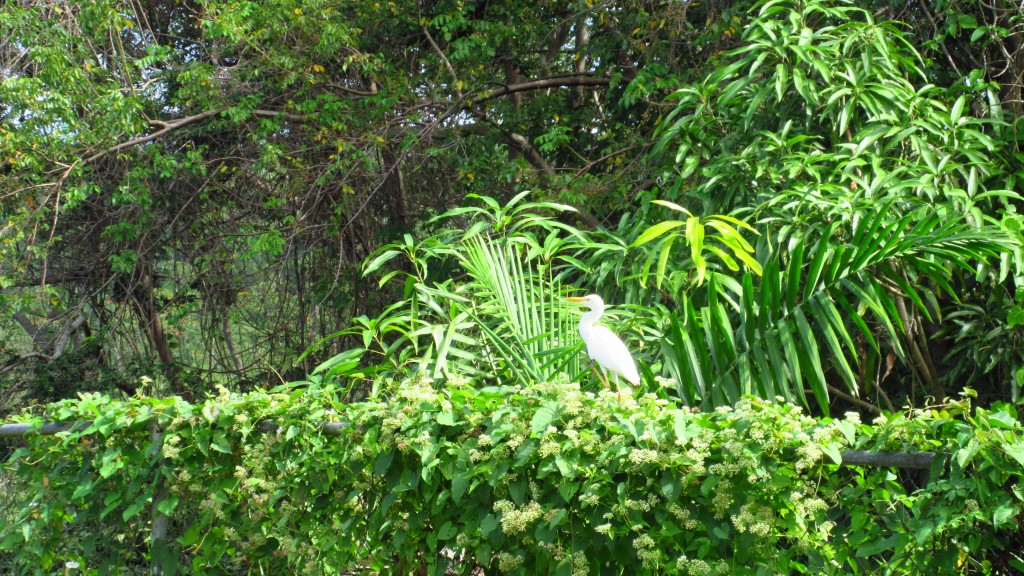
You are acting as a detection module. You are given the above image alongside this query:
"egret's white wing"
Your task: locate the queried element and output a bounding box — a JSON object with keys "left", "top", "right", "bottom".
{"left": 581, "top": 325, "right": 640, "bottom": 384}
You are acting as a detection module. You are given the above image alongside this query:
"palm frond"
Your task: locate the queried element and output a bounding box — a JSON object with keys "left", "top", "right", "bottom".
{"left": 459, "top": 236, "right": 581, "bottom": 386}
{"left": 663, "top": 210, "right": 1013, "bottom": 413}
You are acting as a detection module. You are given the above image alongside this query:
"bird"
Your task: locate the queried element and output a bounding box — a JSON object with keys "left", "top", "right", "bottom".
{"left": 566, "top": 294, "right": 640, "bottom": 400}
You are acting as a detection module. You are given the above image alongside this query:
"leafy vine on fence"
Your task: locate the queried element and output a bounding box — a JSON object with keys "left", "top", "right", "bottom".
{"left": 1, "top": 379, "right": 1022, "bottom": 575}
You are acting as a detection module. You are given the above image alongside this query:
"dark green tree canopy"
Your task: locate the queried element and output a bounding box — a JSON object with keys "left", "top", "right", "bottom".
{"left": 1, "top": 0, "right": 1023, "bottom": 412}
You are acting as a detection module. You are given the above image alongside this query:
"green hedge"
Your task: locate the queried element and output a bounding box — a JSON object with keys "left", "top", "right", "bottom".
{"left": 1, "top": 378, "right": 1022, "bottom": 574}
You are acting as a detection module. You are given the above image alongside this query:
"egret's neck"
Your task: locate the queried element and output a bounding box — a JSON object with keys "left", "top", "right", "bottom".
{"left": 579, "top": 306, "right": 603, "bottom": 328}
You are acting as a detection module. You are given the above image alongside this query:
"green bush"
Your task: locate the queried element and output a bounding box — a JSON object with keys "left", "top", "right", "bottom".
{"left": 1, "top": 379, "right": 1022, "bottom": 574}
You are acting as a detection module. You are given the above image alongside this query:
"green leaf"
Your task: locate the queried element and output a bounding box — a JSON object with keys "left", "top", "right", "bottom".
{"left": 632, "top": 220, "right": 685, "bottom": 247}
{"left": 122, "top": 499, "right": 145, "bottom": 521}
{"left": 157, "top": 496, "right": 180, "bottom": 515}
{"left": 373, "top": 451, "right": 395, "bottom": 476}
{"left": 822, "top": 442, "right": 843, "bottom": 465}
{"left": 438, "top": 521, "right": 457, "bottom": 540}
{"left": 856, "top": 534, "right": 903, "bottom": 557}
{"left": 436, "top": 410, "right": 457, "bottom": 426}
{"left": 1004, "top": 441, "right": 1024, "bottom": 468}
{"left": 72, "top": 481, "right": 95, "bottom": 500}
{"left": 99, "top": 448, "right": 123, "bottom": 478}
{"left": 993, "top": 503, "right": 1016, "bottom": 527}
{"left": 480, "top": 514, "right": 499, "bottom": 538}
{"left": 1008, "top": 305, "right": 1024, "bottom": 328}
{"left": 452, "top": 467, "right": 470, "bottom": 502}
{"left": 531, "top": 401, "right": 561, "bottom": 435}
{"left": 211, "top": 432, "right": 232, "bottom": 454}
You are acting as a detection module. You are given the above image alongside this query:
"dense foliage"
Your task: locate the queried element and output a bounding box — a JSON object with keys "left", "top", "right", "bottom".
{"left": 2, "top": 379, "right": 1022, "bottom": 574}
{"left": 4, "top": 0, "right": 1024, "bottom": 572}
{"left": 1, "top": 0, "right": 1024, "bottom": 413}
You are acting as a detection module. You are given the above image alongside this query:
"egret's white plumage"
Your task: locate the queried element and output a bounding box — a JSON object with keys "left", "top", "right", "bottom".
{"left": 567, "top": 294, "right": 640, "bottom": 385}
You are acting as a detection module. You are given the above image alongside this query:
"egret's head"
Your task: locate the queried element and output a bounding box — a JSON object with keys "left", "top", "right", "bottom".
{"left": 566, "top": 294, "right": 604, "bottom": 309}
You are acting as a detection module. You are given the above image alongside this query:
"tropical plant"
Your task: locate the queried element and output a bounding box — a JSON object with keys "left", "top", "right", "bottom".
{"left": 631, "top": 200, "right": 763, "bottom": 288}
{"left": 660, "top": 206, "right": 1011, "bottom": 411}
{"left": 642, "top": 0, "right": 1022, "bottom": 410}
{"left": 360, "top": 193, "right": 592, "bottom": 388}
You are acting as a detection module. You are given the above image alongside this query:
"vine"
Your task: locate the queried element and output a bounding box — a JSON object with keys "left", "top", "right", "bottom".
{"left": 1, "top": 380, "right": 1021, "bottom": 574}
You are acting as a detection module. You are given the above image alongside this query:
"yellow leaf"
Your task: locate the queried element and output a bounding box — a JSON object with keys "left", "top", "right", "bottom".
{"left": 312, "top": 64, "right": 325, "bottom": 73}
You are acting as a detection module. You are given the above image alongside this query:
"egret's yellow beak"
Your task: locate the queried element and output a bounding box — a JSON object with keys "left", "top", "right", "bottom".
{"left": 566, "top": 297, "right": 586, "bottom": 303}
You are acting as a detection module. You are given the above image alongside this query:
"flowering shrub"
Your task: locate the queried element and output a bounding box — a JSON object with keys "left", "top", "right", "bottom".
{"left": 0, "top": 379, "right": 1021, "bottom": 574}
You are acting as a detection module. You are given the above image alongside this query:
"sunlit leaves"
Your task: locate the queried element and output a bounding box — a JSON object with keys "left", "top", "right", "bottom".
{"left": 647, "top": 0, "right": 1023, "bottom": 408}
{"left": 632, "top": 199, "right": 762, "bottom": 287}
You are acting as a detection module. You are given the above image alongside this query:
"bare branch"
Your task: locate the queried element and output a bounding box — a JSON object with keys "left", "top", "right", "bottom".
{"left": 84, "top": 109, "right": 309, "bottom": 164}
{"left": 84, "top": 110, "right": 220, "bottom": 163}
{"left": 470, "top": 74, "right": 610, "bottom": 106}
{"left": 422, "top": 25, "right": 461, "bottom": 96}
{"left": 827, "top": 384, "right": 883, "bottom": 415}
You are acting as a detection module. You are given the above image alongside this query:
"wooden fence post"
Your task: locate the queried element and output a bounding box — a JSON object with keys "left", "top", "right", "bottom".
{"left": 147, "top": 421, "right": 173, "bottom": 576}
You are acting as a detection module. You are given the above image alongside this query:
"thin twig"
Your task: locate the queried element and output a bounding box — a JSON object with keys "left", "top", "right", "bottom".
{"left": 827, "top": 384, "right": 884, "bottom": 414}
{"left": 422, "top": 25, "right": 461, "bottom": 96}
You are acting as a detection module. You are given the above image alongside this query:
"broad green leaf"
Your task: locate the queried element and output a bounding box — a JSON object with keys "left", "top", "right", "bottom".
{"left": 632, "top": 220, "right": 686, "bottom": 246}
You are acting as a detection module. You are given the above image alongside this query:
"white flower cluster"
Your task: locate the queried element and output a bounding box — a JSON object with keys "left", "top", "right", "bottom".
{"left": 497, "top": 552, "right": 523, "bottom": 572}
{"left": 494, "top": 500, "right": 544, "bottom": 535}
{"left": 633, "top": 533, "right": 660, "bottom": 568}
{"left": 628, "top": 448, "right": 659, "bottom": 466}
{"left": 538, "top": 440, "right": 561, "bottom": 458}
{"left": 398, "top": 379, "right": 440, "bottom": 405}
{"left": 730, "top": 502, "right": 773, "bottom": 537}
{"left": 571, "top": 551, "right": 589, "bottom": 576}
{"left": 667, "top": 502, "right": 701, "bottom": 531}
{"left": 676, "top": 555, "right": 730, "bottom": 575}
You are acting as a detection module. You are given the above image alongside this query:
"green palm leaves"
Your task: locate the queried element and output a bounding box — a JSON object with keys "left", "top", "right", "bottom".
{"left": 362, "top": 193, "right": 584, "bottom": 387}
{"left": 641, "top": 0, "right": 1021, "bottom": 411}
{"left": 661, "top": 208, "right": 1011, "bottom": 412}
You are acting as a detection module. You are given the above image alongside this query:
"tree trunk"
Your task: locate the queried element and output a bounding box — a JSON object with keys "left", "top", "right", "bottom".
{"left": 139, "top": 264, "right": 178, "bottom": 387}
{"left": 573, "top": 18, "right": 589, "bottom": 106}
{"left": 382, "top": 143, "right": 408, "bottom": 229}
{"left": 222, "top": 310, "right": 243, "bottom": 376}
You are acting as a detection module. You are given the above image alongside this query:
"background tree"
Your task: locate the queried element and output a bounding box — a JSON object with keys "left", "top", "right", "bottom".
{"left": 1, "top": 0, "right": 1023, "bottom": 413}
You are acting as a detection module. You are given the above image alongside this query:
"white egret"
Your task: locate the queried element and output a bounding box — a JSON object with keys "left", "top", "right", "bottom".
{"left": 566, "top": 294, "right": 640, "bottom": 399}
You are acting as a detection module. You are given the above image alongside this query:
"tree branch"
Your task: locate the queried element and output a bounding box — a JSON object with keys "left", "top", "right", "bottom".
{"left": 470, "top": 74, "right": 610, "bottom": 106}
{"left": 840, "top": 450, "right": 936, "bottom": 469}
{"left": 85, "top": 109, "right": 309, "bottom": 164}
{"left": 507, "top": 132, "right": 556, "bottom": 176}
{"left": 85, "top": 110, "right": 220, "bottom": 163}
{"left": 827, "top": 384, "right": 883, "bottom": 415}
{"left": 422, "top": 25, "right": 461, "bottom": 96}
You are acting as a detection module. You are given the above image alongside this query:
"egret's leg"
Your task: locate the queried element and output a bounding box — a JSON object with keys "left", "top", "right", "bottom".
{"left": 590, "top": 362, "right": 611, "bottom": 390}
{"left": 613, "top": 376, "right": 624, "bottom": 404}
